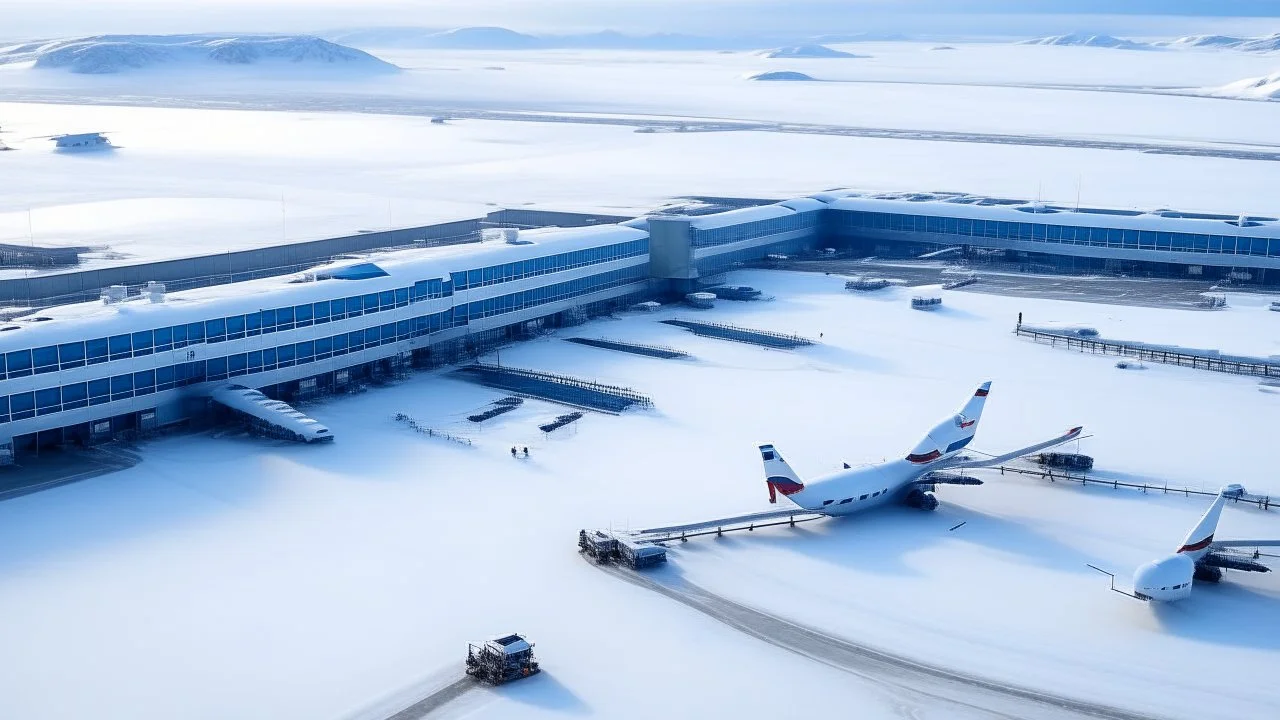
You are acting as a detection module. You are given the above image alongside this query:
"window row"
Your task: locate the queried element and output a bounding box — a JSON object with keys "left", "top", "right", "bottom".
{"left": 691, "top": 213, "right": 818, "bottom": 249}
{"left": 449, "top": 239, "right": 648, "bottom": 290}
{"left": 838, "top": 211, "right": 1280, "bottom": 258}
{"left": 0, "top": 266, "right": 644, "bottom": 423}
{"left": 0, "top": 279, "right": 465, "bottom": 380}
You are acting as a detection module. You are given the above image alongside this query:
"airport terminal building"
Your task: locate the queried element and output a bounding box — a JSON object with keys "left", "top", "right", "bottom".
{"left": 3, "top": 189, "right": 1279, "bottom": 459}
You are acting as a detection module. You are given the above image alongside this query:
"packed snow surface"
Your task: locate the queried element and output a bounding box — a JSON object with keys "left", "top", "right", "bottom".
{"left": 759, "top": 43, "right": 862, "bottom": 59}
{"left": 0, "top": 271, "right": 1277, "bottom": 720}
{"left": 0, "top": 35, "right": 398, "bottom": 75}
{"left": 6, "top": 42, "right": 1280, "bottom": 266}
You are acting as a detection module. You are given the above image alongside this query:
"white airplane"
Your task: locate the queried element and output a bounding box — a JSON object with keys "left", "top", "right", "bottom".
{"left": 1127, "top": 488, "right": 1279, "bottom": 602}
{"left": 760, "top": 381, "right": 1083, "bottom": 515}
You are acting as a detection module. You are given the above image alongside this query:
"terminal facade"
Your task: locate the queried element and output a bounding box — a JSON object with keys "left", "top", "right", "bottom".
{"left": 2, "top": 190, "right": 1279, "bottom": 458}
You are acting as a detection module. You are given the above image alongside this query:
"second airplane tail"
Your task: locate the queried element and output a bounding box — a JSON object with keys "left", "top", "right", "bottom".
{"left": 760, "top": 444, "right": 804, "bottom": 504}
{"left": 905, "top": 381, "right": 991, "bottom": 464}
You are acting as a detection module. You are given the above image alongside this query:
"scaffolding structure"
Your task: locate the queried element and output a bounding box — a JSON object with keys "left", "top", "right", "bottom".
{"left": 661, "top": 319, "right": 814, "bottom": 349}
{"left": 467, "top": 397, "right": 523, "bottom": 423}
{"left": 564, "top": 337, "right": 689, "bottom": 359}
{"left": 455, "top": 363, "right": 653, "bottom": 413}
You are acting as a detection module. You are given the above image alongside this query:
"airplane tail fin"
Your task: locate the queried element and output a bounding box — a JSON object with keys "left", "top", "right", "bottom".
{"left": 759, "top": 444, "right": 804, "bottom": 504}
{"left": 906, "top": 381, "right": 991, "bottom": 464}
{"left": 1176, "top": 488, "right": 1229, "bottom": 560}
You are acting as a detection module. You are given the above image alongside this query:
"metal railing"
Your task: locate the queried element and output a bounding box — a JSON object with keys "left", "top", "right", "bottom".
{"left": 1015, "top": 325, "right": 1279, "bottom": 378}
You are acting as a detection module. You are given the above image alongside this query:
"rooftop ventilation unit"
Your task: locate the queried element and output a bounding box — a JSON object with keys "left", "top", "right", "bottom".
{"left": 145, "top": 281, "right": 166, "bottom": 303}
{"left": 101, "top": 285, "right": 127, "bottom": 305}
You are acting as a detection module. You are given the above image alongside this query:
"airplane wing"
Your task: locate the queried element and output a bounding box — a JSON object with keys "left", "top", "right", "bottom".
{"left": 939, "top": 426, "right": 1084, "bottom": 471}
{"left": 635, "top": 508, "right": 823, "bottom": 537}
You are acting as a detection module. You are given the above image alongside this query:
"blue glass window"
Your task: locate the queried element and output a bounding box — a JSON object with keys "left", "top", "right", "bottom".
{"left": 226, "top": 315, "right": 246, "bottom": 339}
{"left": 154, "top": 326, "right": 173, "bottom": 352}
{"left": 172, "top": 324, "right": 188, "bottom": 348}
{"left": 295, "top": 304, "right": 313, "bottom": 327}
{"left": 379, "top": 290, "right": 394, "bottom": 309}
{"left": 313, "top": 302, "right": 330, "bottom": 324}
{"left": 394, "top": 288, "right": 409, "bottom": 306}
{"left": 346, "top": 296, "right": 362, "bottom": 317}
{"left": 10, "top": 391, "right": 35, "bottom": 420}
{"left": 262, "top": 348, "right": 277, "bottom": 368}
{"left": 332, "top": 334, "right": 349, "bottom": 354}
{"left": 296, "top": 341, "right": 314, "bottom": 363}
{"left": 206, "top": 357, "right": 227, "bottom": 380}
{"left": 187, "top": 322, "right": 205, "bottom": 344}
{"left": 316, "top": 337, "right": 332, "bottom": 357}
{"left": 35, "top": 387, "right": 61, "bottom": 415}
{"left": 62, "top": 382, "right": 88, "bottom": 409}
{"left": 156, "top": 366, "right": 176, "bottom": 390}
{"left": 228, "top": 354, "right": 247, "bottom": 376}
{"left": 134, "top": 370, "right": 156, "bottom": 395}
{"left": 248, "top": 350, "right": 263, "bottom": 372}
{"left": 132, "top": 330, "right": 154, "bottom": 355}
{"left": 59, "top": 341, "right": 86, "bottom": 369}
{"left": 246, "top": 312, "right": 262, "bottom": 336}
{"left": 362, "top": 294, "right": 379, "bottom": 313}
{"left": 33, "top": 346, "right": 59, "bottom": 374}
{"left": 348, "top": 330, "right": 364, "bottom": 350}
{"left": 330, "top": 299, "right": 346, "bottom": 320}
{"left": 205, "top": 318, "right": 226, "bottom": 343}
{"left": 110, "top": 374, "right": 134, "bottom": 401}
{"left": 276, "top": 306, "right": 294, "bottom": 329}
{"left": 88, "top": 378, "right": 110, "bottom": 405}
{"left": 109, "top": 334, "right": 132, "bottom": 360}
{"left": 0, "top": 396, "right": 7, "bottom": 423}
{"left": 276, "top": 344, "right": 295, "bottom": 367}
{"left": 261, "top": 308, "right": 276, "bottom": 333}
{"left": 6, "top": 349, "right": 32, "bottom": 377}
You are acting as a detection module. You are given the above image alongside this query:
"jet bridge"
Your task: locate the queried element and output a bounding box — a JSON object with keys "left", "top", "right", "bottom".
{"left": 211, "top": 385, "right": 334, "bottom": 443}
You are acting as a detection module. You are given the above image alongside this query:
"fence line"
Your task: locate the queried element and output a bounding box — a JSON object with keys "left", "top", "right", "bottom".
{"left": 1015, "top": 325, "right": 1278, "bottom": 378}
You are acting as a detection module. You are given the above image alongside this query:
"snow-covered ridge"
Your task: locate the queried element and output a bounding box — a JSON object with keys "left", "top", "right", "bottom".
{"left": 759, "top": 44, "right": 864, "bottom": 59}
{"left": 1018, "top": 33, "right": 1151, "bottom": 50}
{"left": 0, "top": 35, "right": 399, "bottom": 75}
{"left": 1210, "top": 70, "right": 1280, "bottom": 100}
{"left": 1160, "top": 33, "right": 1280, "bottom": 52}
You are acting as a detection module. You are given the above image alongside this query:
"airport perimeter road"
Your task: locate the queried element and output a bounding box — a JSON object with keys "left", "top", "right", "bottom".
{"left": 6, "top": 91, "right": 1280, "bottom": 163}
{"left": 597, "top": 562, "right": 1165, "bottom": 720}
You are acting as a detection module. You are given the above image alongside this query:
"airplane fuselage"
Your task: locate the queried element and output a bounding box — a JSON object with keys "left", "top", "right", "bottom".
{"left": 784, "top": 458, "right": 931, "bottom": 516}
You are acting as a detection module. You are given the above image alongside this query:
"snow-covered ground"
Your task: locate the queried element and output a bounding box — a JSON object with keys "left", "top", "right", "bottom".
{"left": 0, "top": 270, "right": 1277, "bottom": 720}
{"left": 4, "top": 41, "right": 1280, "bottom": 272}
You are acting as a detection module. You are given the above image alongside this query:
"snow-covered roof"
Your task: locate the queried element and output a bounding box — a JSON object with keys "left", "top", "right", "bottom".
{"left": 777, "top": 197, "right": 830, "bottom": 213}
{"left": 827, "top": 194, "right": 1280, "bottom": 239}
{"left": 211, "top": 385, "right": 332, "bottom": 441}
{"left": 687, "top": 204, "right": 797, "bottom": 231}
{"left": 0, "top": 223, "right": 649, "bottom": 352}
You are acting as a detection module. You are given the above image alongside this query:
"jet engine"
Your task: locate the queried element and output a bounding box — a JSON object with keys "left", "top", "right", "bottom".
{"left": 904, "top": 488, "right": 939, "bottom": 511}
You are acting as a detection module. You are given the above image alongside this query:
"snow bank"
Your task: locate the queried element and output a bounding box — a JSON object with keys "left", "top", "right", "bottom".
{"left": 1018, "top": 33, "right": 1152, "bottom": 50}
{"left": 746, "top": 70, "right": 816, "bottom": 81}
{"left": 0, "top": 35, "right": 398, "bottom": 75}
{"left": 1210, "top": 69, "right": 1280, "bottom": 100}
{"left": 759, "top": 44, "right": 863, "bottom": 59}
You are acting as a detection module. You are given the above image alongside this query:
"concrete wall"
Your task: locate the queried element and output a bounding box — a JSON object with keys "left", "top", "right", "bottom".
{"left": 647, "top": 218, "right": 695, "bottom": 281}
{"left": 0, "top": 219, "right": 483, "bottom": 306}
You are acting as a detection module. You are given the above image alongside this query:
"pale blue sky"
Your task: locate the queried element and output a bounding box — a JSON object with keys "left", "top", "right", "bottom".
{"left": 4, "top": 1, "right": 1279, "bottom": 41}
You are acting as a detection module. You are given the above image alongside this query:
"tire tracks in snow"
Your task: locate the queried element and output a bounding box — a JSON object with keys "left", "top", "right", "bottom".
{"left": 593, "top": 560, "right": 1165, "bottom": 720}
{"left": 5, "top": 91, "right": 1280, "bottom": 163}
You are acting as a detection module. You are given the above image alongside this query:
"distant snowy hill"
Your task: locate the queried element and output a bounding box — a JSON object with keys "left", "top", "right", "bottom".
{"left": 760, "top": 44, "right": 864, "bottom": 59}
{"left": 1161, "top": 33, "right": 1280, "bottom": 52}
{"left": 1211, "top": 70, "right": 1280, "bottom": 100}
{"left": 1018, "top": 33, "right": 1151, "bottom": 50}
{"left": 0, "top": 35, "right": 399, "bottom": 75}
{"left": 326, "top": 26, "right": 770, "bottom": 51}
{"left": 746, "top": 71, "right": 816, "bottom": 81}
